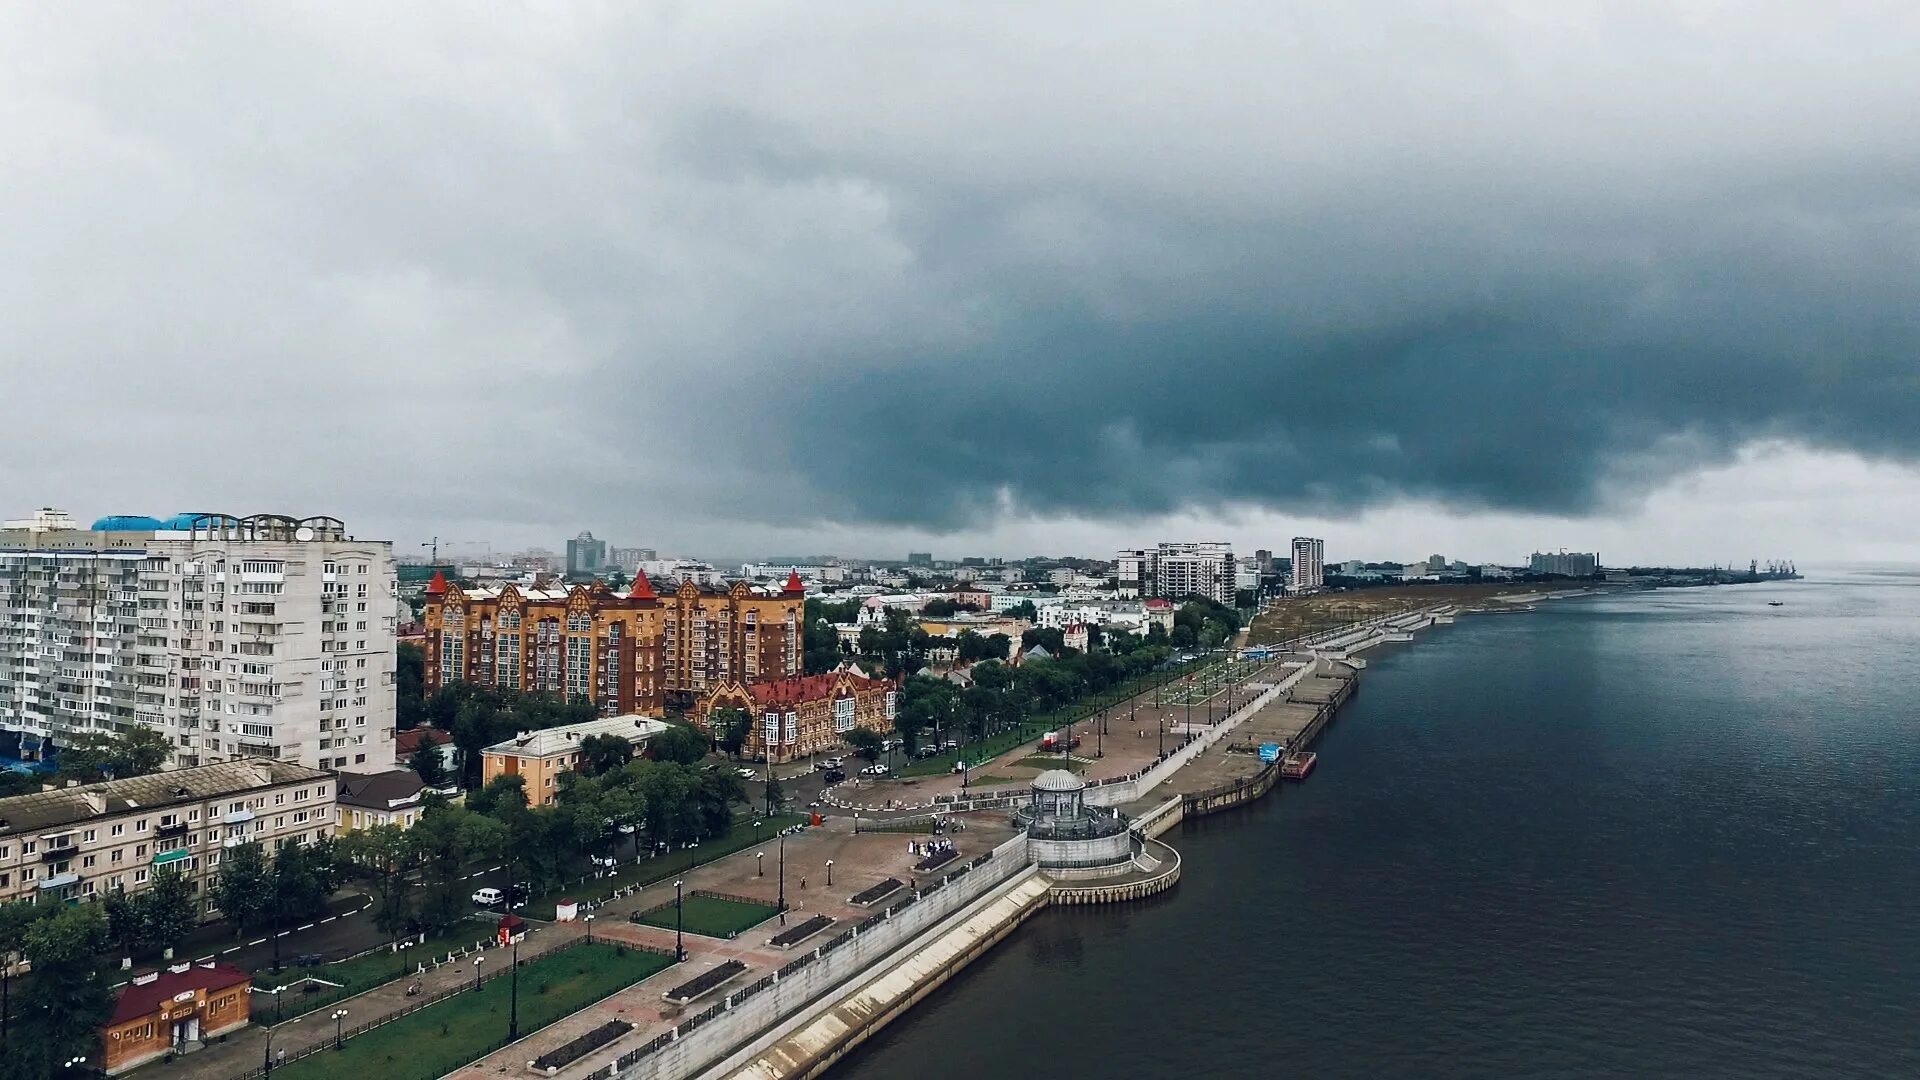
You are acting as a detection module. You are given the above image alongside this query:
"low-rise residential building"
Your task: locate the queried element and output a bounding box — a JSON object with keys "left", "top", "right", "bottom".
{"left": 1143, "top": 598, "right": 1175, "bottom": 633}
{"left": 0, "top": 760, "right": 334, "bottom": 915}
{"left": 334, "top": 769, "right": 428, "bottom": 833}
{"left": 102, "top": 961, "right": 252, "bottom": 1074}
{"left": 394, "top": 725, "right": 460, "bottom": 779}
{"left": 692, "top": 669, "right": 896, "bottom": 764}
{"left": 479, "top": 715, "right": 671, "bottom": 806}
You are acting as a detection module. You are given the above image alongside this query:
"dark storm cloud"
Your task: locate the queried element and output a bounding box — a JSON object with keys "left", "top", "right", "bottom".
{"left": 5, "top": 2, "right": 1920, "bottom": 547}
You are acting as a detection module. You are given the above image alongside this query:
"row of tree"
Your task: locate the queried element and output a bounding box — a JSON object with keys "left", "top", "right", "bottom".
{"left": 339, "top": 718, "right": 749, "bottom": 943}
{"left": 0, "top": 902, "right": 114, "bottom": 1077}
{"left": 890, "top": 635, "right": 1179, "bottom": 753}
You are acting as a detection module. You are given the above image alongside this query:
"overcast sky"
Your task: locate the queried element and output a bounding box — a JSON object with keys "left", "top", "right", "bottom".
{"left": 5, "top": 3, "right": 1919, "bottom": 566}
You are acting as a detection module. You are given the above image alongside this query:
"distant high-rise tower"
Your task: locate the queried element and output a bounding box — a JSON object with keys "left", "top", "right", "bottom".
{"left": 566, "top": 531, "right": 607, "bottom": 577}
{"left": 1290, "top": 537, "right": 1325, "bottom": 594}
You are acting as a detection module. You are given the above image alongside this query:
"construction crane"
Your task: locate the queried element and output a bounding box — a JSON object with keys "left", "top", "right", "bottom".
{"left": 421, "top": 537, "right": 479, "bottom": 563}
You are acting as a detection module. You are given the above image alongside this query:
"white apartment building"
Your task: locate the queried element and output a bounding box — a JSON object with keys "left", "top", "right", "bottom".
{"left": 0, "top": 511, "right": 397, "bottom": 774}
{"left": 1290, "top": 537, "right": 1325, "bottom": 594}
{"left": 1115, "top": 543, "right": 1237, "bottom": 605}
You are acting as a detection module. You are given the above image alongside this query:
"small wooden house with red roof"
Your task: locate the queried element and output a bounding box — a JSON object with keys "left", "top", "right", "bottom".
{"left": 693, "top": 667, "right": 896, "bottom": 763}
{"left": 102, "top": 962, "right": 251, "bottom": 1074}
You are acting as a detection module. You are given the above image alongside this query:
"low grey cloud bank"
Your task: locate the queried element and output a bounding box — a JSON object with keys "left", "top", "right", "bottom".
{"left": 3, "top": 2, "right": 1917, "bottom": 550}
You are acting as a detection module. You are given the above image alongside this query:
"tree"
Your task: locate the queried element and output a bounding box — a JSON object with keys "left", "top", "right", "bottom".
{"left": 140, "top": 866, "right": 198, "bottom": 957}
{"left": 648, "top": 724, "right": 709, "bottom": 766}
{"left": 54, "top": 727, "right": 172, "bottom": 781}
{"left": 577, "top": 732, "right": 634, "bottom": 776}
{"left": 410, "top": 740, "right": 450, "bottom": 790}
{"left": 468, "top": 774, "right": 528, "bottom": 816}
{"left": 413, "top": 806, "right": 506, "bottom": 934}
{"left": 12, "top": 905, "right": 112, "bottom": 1076}
{"left": 211, "top": 841, "right": 273, "bottom": 936}
{"left": 104, "top": 888, "right": 144, "bottom": 959}
{"left": 606, "top": 569, "right": 630, "bottom": 593}
{"left": 340, "top": 825, "right": 417, "bottom": 945}
{"left": 273, "top": 839, "right": 338, "bottom": 923}
{"left": 764, "top": 772, "right": 788, "bottom": 814}
{"left": 711, "top": 708, "right": 751, "bottom": 759}
{"left": 845, "top": 727, "right": 883, "bottom": 764}
{"left": 396, "top": 642, "right": 427, "bottom": 730}
{"left": 1006, "top": 600, "right": 1038, "bottom": 622}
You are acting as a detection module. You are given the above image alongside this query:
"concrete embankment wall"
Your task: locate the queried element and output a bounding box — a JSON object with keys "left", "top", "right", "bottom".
{"left": 1050, "top": 839, "right": 1182, "bottom": 906}
{"left": 606, "top": 835, "right": 1033, "bottom": 1080}
{"left": 711, "top": 870, "right": 1055, "bottom": 1080}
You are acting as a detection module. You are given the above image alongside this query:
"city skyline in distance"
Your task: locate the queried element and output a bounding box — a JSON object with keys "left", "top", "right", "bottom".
{"left": 6, "top": 7, "right": 1920, "bottom": 565}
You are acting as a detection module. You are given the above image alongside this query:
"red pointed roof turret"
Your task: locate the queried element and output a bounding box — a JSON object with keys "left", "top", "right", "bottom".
{"left": 627, "top": 569, "right": 656, "bottom": 601}
{"left": 424, "top": 571, "right": 448, "bottom": 596}
{"left": 783, "top": 569, "right": 804, "bottom": 595}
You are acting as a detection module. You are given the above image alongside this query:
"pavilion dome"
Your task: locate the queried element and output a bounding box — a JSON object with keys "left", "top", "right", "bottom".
{"left": 1031, "top": 769, "right": 1086, "bottom": 794}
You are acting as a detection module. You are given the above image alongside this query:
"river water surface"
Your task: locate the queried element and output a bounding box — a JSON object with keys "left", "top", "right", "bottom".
{"left": 834, "top": 568, "right": 1920, "bottom": 1078}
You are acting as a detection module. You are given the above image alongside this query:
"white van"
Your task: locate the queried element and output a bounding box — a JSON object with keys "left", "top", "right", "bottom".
{"left": 471, "top": 887, "right": 504, "bottom": 906}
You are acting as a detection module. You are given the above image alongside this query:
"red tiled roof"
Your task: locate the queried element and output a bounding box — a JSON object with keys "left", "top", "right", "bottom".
{"left": 111, "top": 964, "right": 251, "bottom": 1025}
{"left": 743, "top": 672, "right": 885, "bottom": 707}
{"left": 628, "top": 569, "right": 656, "bottom": 601}
{"left": 424, "top": 571, "right": 448, "bottom": 596}
{"left": 783, "top": 569, "right": 804, "bottom": 594}
{"left": 394, "top": 727, "right": 452, "bottom": 755}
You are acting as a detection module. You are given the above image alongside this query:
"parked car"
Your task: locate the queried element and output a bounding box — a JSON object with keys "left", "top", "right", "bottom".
{"left": 471, "top": 887, "right": 504, "bottom": 907}
{"left": 824, "top": 756, "right": 845, "bottom": 769}
{"left": 913, "top": 745, "right": 941, "bottom": 760}
{"left": 861, "top": 763, "right": 889, "bottom": 777}
{"left": 940, "top": 740, "right": 959, "bottom": 752}
{"left": 823, "top": 768, "right": 847, "bottom": 783}
{"left": 736, "top": 767, "right": 758, "bottom": 779}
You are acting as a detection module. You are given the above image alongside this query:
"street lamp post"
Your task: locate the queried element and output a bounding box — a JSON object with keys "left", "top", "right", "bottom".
{"left": 330, "top": 1009, "right": 348, "bottom": 1051}
{"left": 826, "top": 859, "right": 834, "bottom": 887}
{"left": 263, "top": 1016, "right": 283, "bottom": 1075}
{"left": 756, "top": 852, "right": 764, "bottom": 877}
{"left": 473, "top": 955, "right": 484, "bottom": 992}
{"left": 673, "top": 880, "right": 686, "bottom": 962}
{"left": 272, "top": 984, "right": 284, "bottom": 1025}
{"left": 508, "top": 935, "right": 520, "bottom": 1042}
{"left": 777, "top": 833, "right": 787, "bottom": 925}
{"left": 584, "top": 913, "right": 595, "bottom": 945}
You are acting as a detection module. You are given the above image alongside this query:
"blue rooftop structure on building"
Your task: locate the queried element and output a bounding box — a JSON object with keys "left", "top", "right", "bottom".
{"left": 160, "top": 513, "right": 216, "bottom": 530}
{"left": 89, "top": 515, "right": 163, "bottom": 531}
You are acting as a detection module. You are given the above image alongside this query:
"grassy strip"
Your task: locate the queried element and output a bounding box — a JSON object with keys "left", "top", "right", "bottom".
{"left": 267, "top": 943, "right": 672, "bottom": 1080}
{"left": 1010, "top": 755, "right": 1088, "bottom": 772}
{"left": 254, "top": 919, "right": 494, "bottom": 1022}
{"left": 524, "top": 814, "right": 806, "bottom": 920}
{"left": 633, "top": 894, "right": 779, "bottom": 939}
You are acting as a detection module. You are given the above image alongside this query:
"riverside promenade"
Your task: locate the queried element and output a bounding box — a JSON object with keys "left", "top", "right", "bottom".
{"left": 163, "top": 606, "right": 1476, "bottom": 1080}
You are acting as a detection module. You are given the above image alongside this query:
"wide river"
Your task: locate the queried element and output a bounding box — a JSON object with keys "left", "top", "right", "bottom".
{"left": 834, "top": 567, "right": 1920, "bottom": 1078}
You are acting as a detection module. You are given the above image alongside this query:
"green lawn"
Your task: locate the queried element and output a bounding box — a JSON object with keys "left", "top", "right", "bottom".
{"left": 268, "top": 943, "right": 673, "bottom": 1080}
{"left": 524, "top": 814, "right": 807, "bottom": 919}
{"left": 254, "top": 919, "right": 495, "bottom": 1022}
{"left": 1011, "top": 754, "right": 1088, "bottom": 772}
{"left": 634, "top": 894, "right": 779, "bottom": 939}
